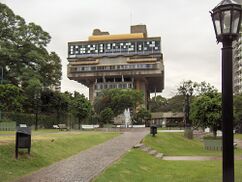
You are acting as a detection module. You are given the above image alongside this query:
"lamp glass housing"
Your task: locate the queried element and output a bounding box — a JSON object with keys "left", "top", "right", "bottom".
{"left": 211, "top": 1, "right": 242, "bottom": 42}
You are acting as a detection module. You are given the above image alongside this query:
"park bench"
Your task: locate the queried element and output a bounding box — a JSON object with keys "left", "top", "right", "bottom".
{"left": 58, "top": 124, "right": 68, "bottom": 131}
{"left": 53, "top": 125, "right": 59, "bottom": 129}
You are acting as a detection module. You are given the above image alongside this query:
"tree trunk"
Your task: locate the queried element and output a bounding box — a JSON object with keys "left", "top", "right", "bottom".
{"left": 213, "top": 129, "right": 217, "bottom": 138}
{"left": 78, "top": 117, "right": 81, "bottom": 130}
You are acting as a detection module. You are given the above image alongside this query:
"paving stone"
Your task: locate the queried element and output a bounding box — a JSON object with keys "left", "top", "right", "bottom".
{"left": 141, "top": 146, "right": 152, "bottom": 152}
{"left": 155, "top": 153, "right": 164, "bottom": 159}
{"left": 148, "top": 150, "right": 158, "bottom": 155}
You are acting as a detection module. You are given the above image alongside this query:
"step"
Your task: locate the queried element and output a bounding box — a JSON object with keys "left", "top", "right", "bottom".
{"left": 155, "top": 153, "right": 164, "bottom": 159}
{"left": 148, "top": 150, "right": 158, "bottom": 155}
{"left": 142, "top": 146, "right": 152, "bottom": 152}
{"left": 133, "top": 143, "right": 144, "bottom": 149}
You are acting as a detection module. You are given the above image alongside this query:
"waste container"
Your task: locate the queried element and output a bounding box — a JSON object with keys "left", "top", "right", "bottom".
{"left": 150, "top": 125, "right": 157, "bottom": 137}
{"left": 15, "top": 125, "right": 31, "bottom": 159}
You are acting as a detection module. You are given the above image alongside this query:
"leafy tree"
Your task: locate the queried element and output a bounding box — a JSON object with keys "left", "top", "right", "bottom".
{"left": 40, "top": 52, "right": 62, "bottom": 88}
{"left": 133, "top": 107, "right": 151, "bottom": 125}
{"left": 24, "top": 78, "right": 43, "bottom": 130}
{"left": 0, "top": 3, "right": 61, "bottom": 88}
{"left": 177, "top": 80, "right": 197, "bottom": 127}
{"left": 51, "top": 92, "right": 70, "bottom": 123}
{"left": 99, "top": 107, "right": 114, "bottom": 126}
{"left": 0, "top": 84, "right": 24, "bottom": 112}
{"left": 190, "top": 92, "right": 222, "bottom": 137}
{"left": 195, "top": 81, "right": 217, "bottom": 95}
{"left": 71, "top": 92, "right": 91, "bottom": 129}
{"left": 149, "top": 95, "right": 185, "bottom": 113}
{"left": 93, "top": 89, "right": 143, "bottom": 116}
{"left": 166, "top": 95, "right": 185, "bottom": 112}
{"left": 149, "top": 96, "right": 168, "bottom": 112}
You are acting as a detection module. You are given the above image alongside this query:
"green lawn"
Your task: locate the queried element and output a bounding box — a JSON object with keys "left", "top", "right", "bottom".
{"left": 94, "top": 149, "right": 242, "bottom": 182}
{"left": 0, "top": 132, "right": 119, "bottom": 182}
{"left": 144, "top": 132, "right": 242, "bottom": 156}
{"left": 235, "top": 134, "right": 242, "bottom": 140}
{"left": 0, "top": 129, "right": 69, "bottom": 135}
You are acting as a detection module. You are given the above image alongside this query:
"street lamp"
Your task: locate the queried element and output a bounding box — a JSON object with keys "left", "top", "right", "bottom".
{"left": 210, "top": 0, "right": 242, "bottom": 182}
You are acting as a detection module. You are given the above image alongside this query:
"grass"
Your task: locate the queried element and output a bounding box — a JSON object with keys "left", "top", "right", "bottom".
{"left": 0, "top": 130, "right": 87, "bottom": 144}
{"left": 0, "top": 129, "right": 67, "bottom": 135}
{"left": 144, "top": 132, "right": 242, "bottom": 156}
{"left": 0, "top": 131, "right": 119, "bottom": 182}
{"left": 235, "top": 134, "right": 242, "bottom": 140}
{"left": 0, "top": 130, "right": 15, "bottom": 135}
{"left": 94, "top": 149, "right": 242, "bottom": 182}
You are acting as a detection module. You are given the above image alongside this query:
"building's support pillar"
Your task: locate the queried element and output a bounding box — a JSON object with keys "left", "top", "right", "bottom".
{"left": 89, "top": 84, "right": 94, "bottom": 103}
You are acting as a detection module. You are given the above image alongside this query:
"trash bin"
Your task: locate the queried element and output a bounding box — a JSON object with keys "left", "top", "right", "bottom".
{"left": 150, "top": 125, "right": 157, "bottom": 137}
{"left": 15, "top": 125, "right": 31, "bottom": 159}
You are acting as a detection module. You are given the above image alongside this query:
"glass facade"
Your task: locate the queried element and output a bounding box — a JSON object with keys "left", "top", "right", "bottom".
{"left": 68, "top": 38, "right": 161, "bottom": 58}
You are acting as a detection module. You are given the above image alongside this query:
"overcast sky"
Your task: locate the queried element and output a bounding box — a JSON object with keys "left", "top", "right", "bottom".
{"left": 2, "top": 0, "right": 242, "bottom": 98}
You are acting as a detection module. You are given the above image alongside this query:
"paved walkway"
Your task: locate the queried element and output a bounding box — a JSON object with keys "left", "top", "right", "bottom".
{"left": 15, "top": 130, "right": 148, "bottom": 182}
{"left": 163, "top": 156, "right": 242, "bottom": 161}
{"left": 139, "top": 143, "right": 242, "bottom": 161}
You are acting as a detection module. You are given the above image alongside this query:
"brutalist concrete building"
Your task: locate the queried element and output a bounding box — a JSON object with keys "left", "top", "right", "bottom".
{"left": 67, "top": 25, "right": 164, "bottom": 105}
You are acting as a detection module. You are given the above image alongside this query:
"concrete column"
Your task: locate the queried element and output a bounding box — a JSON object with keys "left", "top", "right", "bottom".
{"left": 89, "top": 84, "right": 94, "bottom": 103}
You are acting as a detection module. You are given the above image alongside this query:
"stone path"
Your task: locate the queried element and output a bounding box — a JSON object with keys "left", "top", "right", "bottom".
{"left": 15, "top": 130, "right": 149, "bottom": 182}
{"left": 163, "top": 156, "right": 242, "bottom": 161}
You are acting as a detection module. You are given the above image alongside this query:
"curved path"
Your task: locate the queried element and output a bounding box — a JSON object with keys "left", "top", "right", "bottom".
{"left": 15, "top": 130, "right": 148, "bottom": 182}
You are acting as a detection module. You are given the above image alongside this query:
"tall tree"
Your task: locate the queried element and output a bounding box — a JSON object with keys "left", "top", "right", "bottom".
{"left": 190, "top": 92, "right": 222, "bottom": 137}
{"left": 99, "top": 107, "right": 114, "bottom": 126}
{"left": 0, "top": 3, "right": 61, "bottom": 88}
{"left": 0, "top": 84, "right": 24, "bottom": 112}
{"left": 133, "top": 107, "right": 151, "bottom": 125}
{"left": 71, "top": 92, "right": 91, "bottom": 129}
{"left": 149, "top": 96, "right": 168, "bottom": 112}
{"left": 178, "top": 80, "right": 197, "bottom": 127}
{"left": 24, "top": 78, "right": 43, "bottom": 130}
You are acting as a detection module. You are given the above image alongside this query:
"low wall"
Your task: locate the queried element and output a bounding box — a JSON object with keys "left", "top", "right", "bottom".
{"left": 0, "top": 122, "right": 16, "bottom": 131}
{"left": 95, "top": 127, "right": 148, "bottom": 132}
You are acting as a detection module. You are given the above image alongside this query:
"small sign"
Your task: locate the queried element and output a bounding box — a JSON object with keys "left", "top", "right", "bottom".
{"left": 19, "top": 124, "right": 27, "bottom": 128}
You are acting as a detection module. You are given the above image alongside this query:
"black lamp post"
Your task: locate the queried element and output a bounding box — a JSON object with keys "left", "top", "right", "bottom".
{"left": 210, "top": 0, "right": 242, "bottom": 182}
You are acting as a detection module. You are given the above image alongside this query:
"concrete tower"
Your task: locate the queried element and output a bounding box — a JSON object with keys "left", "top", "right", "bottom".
{"left": 67, "top": 25, "right": 164, "bottom": 105}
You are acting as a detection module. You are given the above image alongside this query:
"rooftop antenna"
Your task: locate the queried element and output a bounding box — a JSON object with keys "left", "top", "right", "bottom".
{"left": 130, "top": 11, "right": 133, "bottom": 26}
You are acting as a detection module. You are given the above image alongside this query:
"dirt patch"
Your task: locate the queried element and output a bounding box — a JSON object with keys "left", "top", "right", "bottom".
{"left": 0, "top": 140, "right": 13, "bottom": 145}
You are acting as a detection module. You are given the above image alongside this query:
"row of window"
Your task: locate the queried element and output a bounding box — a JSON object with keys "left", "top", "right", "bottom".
{"left": 96, "top": 77, "right": 132, "bottom": 83}
{"left": 94, "top": 83, "right": 133, "bottom": 90}
{"left": 68, "top": 39, "right": 161, "bottom": 56}
{"left": 70, "top": 64, "right": 156, "bottom": 72}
